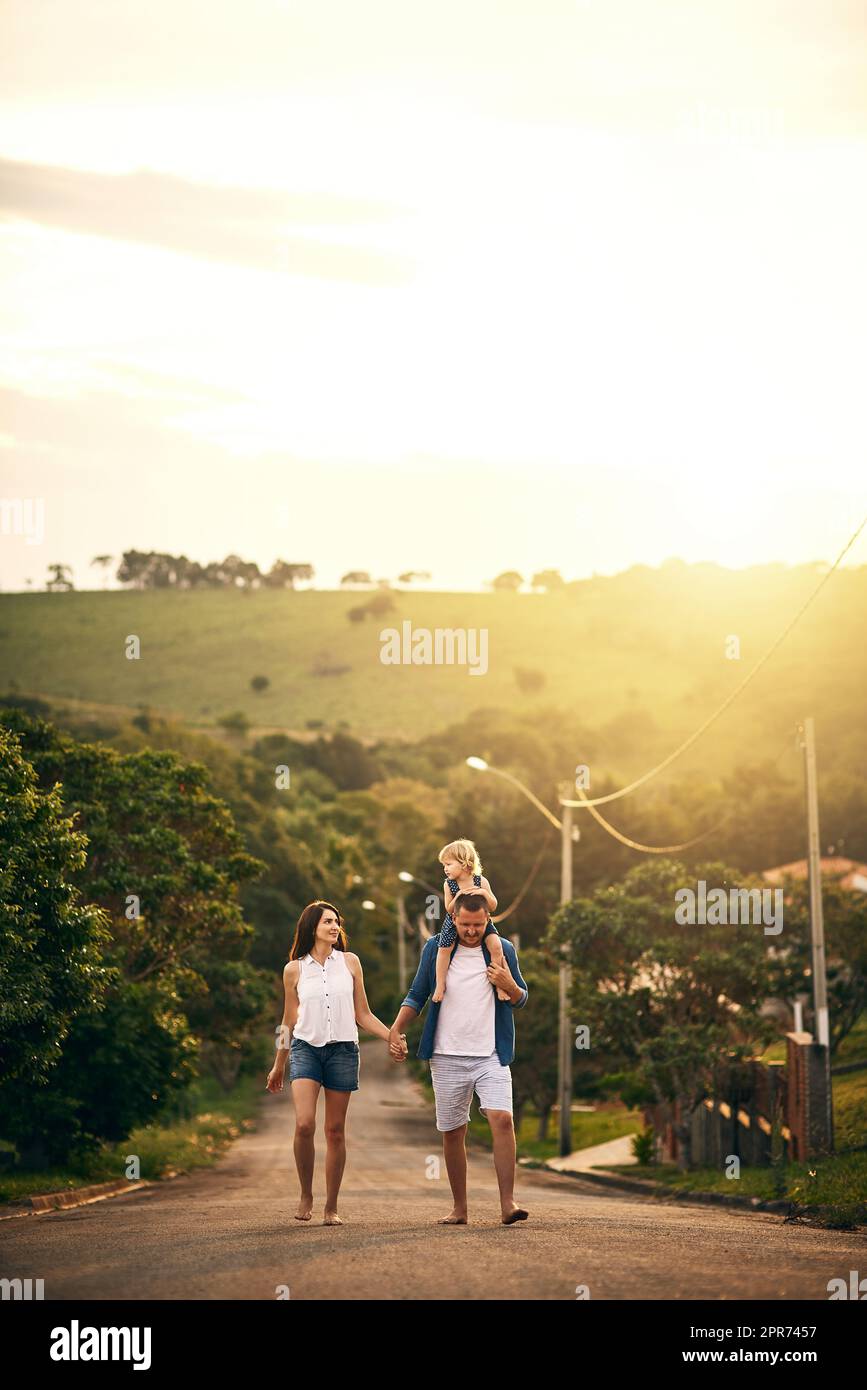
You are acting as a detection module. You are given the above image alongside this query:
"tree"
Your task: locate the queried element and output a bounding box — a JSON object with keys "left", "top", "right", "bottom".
{"left": 547, "top": 858, "right": 777, "bottom": 1169}
{"left": 398, "top": 571, "right": 432, "bottom": 585}
{"left": 0, "top": 710, "right": 267, "bottom": 1162}
{"left": 91, "top": 555, "right": 113, "bottom": 589}
{"left": 0, "top": 725, "right": 111, "bottom": 1093}
{"left": 763, "top": 874, "right": 867, "bottom": 1060}
{"left": 510, "top": 948, "right": 561, "bottom": 1138}
{"left": 263, "top": 561, "right": 314, "bottom": 589}
{"left": 46, "top": 563, "right": 74, "bottom": 592}
{"left": 531, "top": 569, "right": 564, "bottom": 591}
{"left": 250, "top": 675, "right": 270, "bottom": 694}
{"left": 220, "top": 555, "right": 261, "bottom": 589}
{"left": 491, "top": 571, "right": 523, "bottom": 592}
{"left": 340, "top": 571, "right": 373, "bottom": 587}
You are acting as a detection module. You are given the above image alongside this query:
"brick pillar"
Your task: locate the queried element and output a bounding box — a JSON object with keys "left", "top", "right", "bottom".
{"left": 786, "top": 1031, "right": 832, "bottom": 1160}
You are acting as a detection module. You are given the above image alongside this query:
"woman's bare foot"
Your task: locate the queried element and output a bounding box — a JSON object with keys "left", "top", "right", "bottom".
{"left": 323, "top": 1209, "right": 344, "bottom": 1225}
{"left": 437, "top": 1209, "right": 467, "bottom": 1225}
{"left": 496, "top": 988, "right": 510, "bottom": 1001}
{"left": 295, "top": 1197, "right": 313, "bottom": 1221}
{"left": 501, "top": 1204, "right": 528, "bottom": 1225}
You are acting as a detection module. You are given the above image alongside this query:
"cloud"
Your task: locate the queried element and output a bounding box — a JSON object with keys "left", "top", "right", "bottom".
{"left": 0, "top": 157, "right": 414, "bottom": 285}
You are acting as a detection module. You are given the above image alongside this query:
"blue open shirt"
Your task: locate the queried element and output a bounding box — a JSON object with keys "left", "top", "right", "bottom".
{"left": 400, "top": 934, "right": 529, "bottom": 1066}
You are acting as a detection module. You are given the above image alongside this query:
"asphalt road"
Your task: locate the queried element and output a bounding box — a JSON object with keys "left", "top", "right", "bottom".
{"left": 2, "top": 1043, "right": 864, "bottom": 1300}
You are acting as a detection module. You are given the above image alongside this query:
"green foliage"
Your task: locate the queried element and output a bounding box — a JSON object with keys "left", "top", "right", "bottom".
{"left": 547, "top": 858, "right": 779, "bottom": 1148}
{"left": 0, "top": 724, "right": 112, "bottom": 1088}
{"left": 763, "top": 876, "right": 867, "bottom": 1055}
{"left": 511, "top": 947, "right": 561, "bottom": 1134}
{"left": 0, "top": 711, "right": 268, "bottom": 1166}
{"left": 631, "top": 1127, "right": 656, "bottom": 1164}
{"left": 217, "top": 710, "right": 250, "bottom": 737}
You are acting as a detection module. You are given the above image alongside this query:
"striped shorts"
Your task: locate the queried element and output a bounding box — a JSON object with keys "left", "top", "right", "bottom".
{"left": 428, "top": 1051, "right": 513, "bottom": 1132}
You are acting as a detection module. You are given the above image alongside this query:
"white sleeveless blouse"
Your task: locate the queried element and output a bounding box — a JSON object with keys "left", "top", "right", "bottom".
{"left": 294, "top": 949, "right": 358, "bottom": 1045}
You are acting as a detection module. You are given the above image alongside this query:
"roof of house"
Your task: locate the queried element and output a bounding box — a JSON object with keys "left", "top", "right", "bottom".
{"left": 762, "top": 857, "right": 867, "bottom": 892}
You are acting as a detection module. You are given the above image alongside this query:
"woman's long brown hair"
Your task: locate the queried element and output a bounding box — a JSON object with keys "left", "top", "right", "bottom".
{"left": 289, "top": 900, "right": 348, "bottom": 960}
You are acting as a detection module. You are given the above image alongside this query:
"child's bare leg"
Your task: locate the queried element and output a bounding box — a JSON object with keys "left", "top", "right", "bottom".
{"left": 432, "top": 945, "right": 451, "bottom": 1002}
{"left": 489, "top": 938, "right": 510, "bottom": 1000}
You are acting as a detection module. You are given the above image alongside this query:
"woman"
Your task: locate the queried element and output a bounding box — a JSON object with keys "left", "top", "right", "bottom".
{"left": 266, "top": 900, "right": 404, "bottom": 1225}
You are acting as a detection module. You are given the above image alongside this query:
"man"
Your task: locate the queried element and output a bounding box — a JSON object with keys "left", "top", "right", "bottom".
{"left": 389, "top": 892, "right": 529, "bottom": 1225}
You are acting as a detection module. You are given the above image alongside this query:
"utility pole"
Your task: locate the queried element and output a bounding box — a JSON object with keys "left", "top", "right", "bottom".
{"left": 802, "top": 716, "right": 834, "bottom": 1151}
{"left": 558, "top": 795, "right": 574, "bottom": 1158}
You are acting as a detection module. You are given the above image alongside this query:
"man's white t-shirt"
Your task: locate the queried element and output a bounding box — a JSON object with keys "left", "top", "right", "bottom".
{"left": 432, "top": 942, "right": 496, "bottom": 1056}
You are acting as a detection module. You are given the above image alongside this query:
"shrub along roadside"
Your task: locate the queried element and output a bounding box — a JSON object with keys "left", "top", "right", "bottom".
{"left": 0, "top": 1042, "right": 271, "bottom": 1205}
{"left": 596, "top": 1150, "right": 867, "bottom": 1231}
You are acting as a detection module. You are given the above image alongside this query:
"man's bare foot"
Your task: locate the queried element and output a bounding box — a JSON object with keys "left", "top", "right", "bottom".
{"left": 501, "top": 1205, "right": 529, "bottom": 1225}
{"left": 295, "top": 1198, "right": 313, "bottom": 1221}
{"left": 437, "top": 1209, "right": 467, "bottom": 1225}
{"left": 323, "top": 1209, "right": 344, "bottom": 1225}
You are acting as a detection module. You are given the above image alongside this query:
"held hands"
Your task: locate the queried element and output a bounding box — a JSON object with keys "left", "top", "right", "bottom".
{"left": 388, "top": 1028, "right": 408, "bottom": 1062}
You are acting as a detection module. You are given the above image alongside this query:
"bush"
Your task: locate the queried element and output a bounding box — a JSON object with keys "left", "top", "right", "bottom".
{"left": 365, "top": 591, "right": 395, "bottom": 617}
{"left": 514, "top": 666, "right": 546, "bottom": 694}
{"left": 631, "top": 1127, "right": 656, "bottom": 1165}
{"left": 217, "top": 710, "right": 250, "bottom": 737}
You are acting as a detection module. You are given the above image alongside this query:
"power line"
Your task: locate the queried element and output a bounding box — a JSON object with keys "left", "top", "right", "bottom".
{"left": 492, "top": 836, "right": 549, "bottom": 922}
{"left": 561, "top": 512, "right": 867, "bottom": 810}
{"left": 573, "top": 729, "right": 798, "bottom": 855}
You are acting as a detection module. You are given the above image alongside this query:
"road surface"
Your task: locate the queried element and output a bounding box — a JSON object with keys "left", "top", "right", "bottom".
{"left": 2, "top": 1043, "right": 864, "bottom": 1300}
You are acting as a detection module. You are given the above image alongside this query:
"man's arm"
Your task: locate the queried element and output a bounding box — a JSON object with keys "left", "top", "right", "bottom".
{"left": 487, "top": 942, "right": 528, "bottom": 1008}
{"left": 388, "top": 1003, "right": 415, "bottom": 1059}
{"left": 509, "top": 944, "right": 529, "bottom": 1007}
{"left": 400, "top": 938, "right": 434, "bottom": 1013}
{"left": 388, "top": 941, "right": 433, "bottom": 1056}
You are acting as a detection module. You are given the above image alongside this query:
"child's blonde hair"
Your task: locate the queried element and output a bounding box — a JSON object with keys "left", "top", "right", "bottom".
{"left": 438, "top": 839, "right": 482, "bottom": 875}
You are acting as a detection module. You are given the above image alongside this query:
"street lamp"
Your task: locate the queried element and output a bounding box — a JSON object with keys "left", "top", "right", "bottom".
{"left": 397, "top": 872, "right": 444, "bottom": 989}
{"left": 466, "top": 754, "right": 578, "bottom": 1157}
{"left": 398, "top": 869, "right": 444, "bottom": 899}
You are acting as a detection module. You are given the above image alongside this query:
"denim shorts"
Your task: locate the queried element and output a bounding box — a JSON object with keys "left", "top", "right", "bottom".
{"left": 289, "top": 1037, "right": 360, "bottom": 1091}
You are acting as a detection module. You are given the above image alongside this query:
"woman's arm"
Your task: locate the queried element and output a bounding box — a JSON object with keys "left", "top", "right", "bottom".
{"left": 266, "top": 960, "right": 299, "bottom": 1090}
{"left": 346, "top": 953, "right": 392, "bottom": 1041}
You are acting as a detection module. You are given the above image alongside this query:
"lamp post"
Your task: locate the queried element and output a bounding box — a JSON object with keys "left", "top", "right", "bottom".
{"left": 466, "top": 756, "right": 578, "bottom": 1157}
{"left": 398, "top": 871, "right": 444, "bottom": 961}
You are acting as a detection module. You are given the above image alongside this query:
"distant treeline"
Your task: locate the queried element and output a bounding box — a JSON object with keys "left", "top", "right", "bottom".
{"left": 115, "top": 551, "right": 313, "bottom": 590}
{"left": 83, "top": 553, "right": 566, "bottom": 592}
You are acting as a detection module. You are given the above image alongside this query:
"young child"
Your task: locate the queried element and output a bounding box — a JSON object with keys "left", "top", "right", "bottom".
{"left": 433, "top": 839, "right": 509, "bottom": 1003}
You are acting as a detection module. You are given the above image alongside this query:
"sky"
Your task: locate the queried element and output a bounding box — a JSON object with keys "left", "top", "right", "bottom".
{"left": 1, "top": 0, "right": 866, "bottom": 591}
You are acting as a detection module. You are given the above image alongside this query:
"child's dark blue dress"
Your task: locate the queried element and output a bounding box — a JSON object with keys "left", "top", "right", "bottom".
{"left": 440, "top": 874, "right": 499, "bottom": 947}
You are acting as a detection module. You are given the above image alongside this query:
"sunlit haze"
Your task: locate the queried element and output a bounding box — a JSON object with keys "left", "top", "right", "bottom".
{"left": 2, "top": 1, "right": 866, "bottom": 590}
